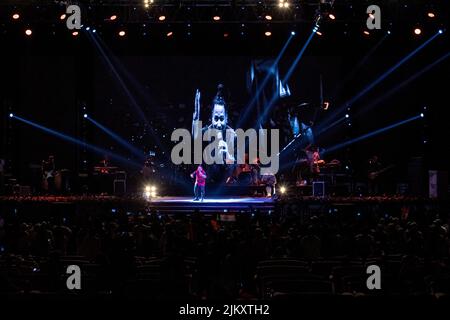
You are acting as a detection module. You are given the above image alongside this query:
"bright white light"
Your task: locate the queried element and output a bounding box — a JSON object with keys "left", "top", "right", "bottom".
{"left": 438, "top": 29, "right": 443, "bottom": 34}
{"left": 145, "top": 186, "right": 151, "bottom": 192}
{"left": 345, "top": 114, "right": 350, "bottom": 118}
{"left": 151, "top": 186, "right": 156, "bottom": 192}
{"left": 280, "top": 186, "right": 286, "bottom": 194}
{"left": 25, "top": 29, "right": 32, "bottom": 36}
{"left": 9, "top": 113, "right": 14, "bottom": 118}
{"left": 145, "top": 191, "right": 151, "bottom": 198}
{"left": 83, "top": 114, "right": 88, "bottom": 118}
{"left": 420, "top": 113, "right": 424, "bottom": 118}
{"left": 291, "top": 31, "right": 296, "bottom": 35}
{"left": 150, "top": 191, "right": 156, "bottom": 197}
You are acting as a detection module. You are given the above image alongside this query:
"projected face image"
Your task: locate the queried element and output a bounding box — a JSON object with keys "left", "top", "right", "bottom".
{"left": 211, "top": 104, "right": 227, "bottom": 130}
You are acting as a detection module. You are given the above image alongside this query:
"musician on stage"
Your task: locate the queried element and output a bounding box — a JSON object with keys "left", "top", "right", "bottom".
{"left": 367, "top": 155, "right": 383, "bottom": 195}
{"left": 305, "top": 144, "right": 322, "bottom": 182}
{"left": 190, "top": 164, "right": 207, "bottom": 201}
{"left": 42, "top": 155, "right": 56, "bottom": 194}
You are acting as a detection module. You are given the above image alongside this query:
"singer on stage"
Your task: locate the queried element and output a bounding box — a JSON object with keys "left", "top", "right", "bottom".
{"left": 191, "top": 164, "right": 207, "bottom": 201}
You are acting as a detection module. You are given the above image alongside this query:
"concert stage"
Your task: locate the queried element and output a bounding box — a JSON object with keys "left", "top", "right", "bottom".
{"left": 146, "top": 196, "right": 275, "bottom": 213}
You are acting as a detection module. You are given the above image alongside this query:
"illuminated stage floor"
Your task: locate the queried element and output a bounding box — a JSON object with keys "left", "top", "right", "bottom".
{"left": 147, "top": 196, "right": 275, "bottom": 213}
{"left": 150, "top": 196, "right": 273, "bottom": 204}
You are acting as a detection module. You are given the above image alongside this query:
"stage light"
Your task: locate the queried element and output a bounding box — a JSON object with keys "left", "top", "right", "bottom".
{"left": 167, "top": 31, "right": 173, "bottom": 37}
{"left": 278, "top": 0, "right": 289, "bottom": 8}
{"left": 158, "top": 15, "right": 166, "bottom": 21}
{"left": 72, "top": 31, "right": 79, "bottom": 36}
{"left": 9, "top": 113, "right": 14, "bottom": 118}
{"left": 265, "top": 31, "right": 272, "bottom": 37}
{"left": 414, "top": 28, "right": 422, "bottom": 35}
{"left": 345, "top": 114, "right": 350, "bottom": 118}
{"left": 369, "top": 13, "right": 375, "bottom": 19}
{"left": 291, "top": 31, "right": 296, "bottom": 36}
{"left": 280, "top": 186, "right": 286, "bottom": 194}
{"left": 110, "top": 15, "right": 117, "bottom": 21}
{"left": 363, "top": 30, "right": 370, "bottom": 36}
{"left": 213, "top": 15, "right": 221, "bottom": 21}
{"left": 60, "top": 14, "right": 66, "bottom": 20}
{"left": 119, "top": 30, "right": 126, "bottom": 37}
{"left": 387, "top": 30, "right": 391, "bottom": 35}
{"left": 12, "top": 13, "right": 20, "bottom": 20}
{"left": 328, "top": 13, "right": 336, "bottom": 20}
{"left": 420, "top": 113, "right": 424, "bottom": 118}
{"left": 316, "top": 31, "right": 322, "bottom": 36}
{"left": 83, "top": 114, "right": 88, "bottom": 118}
{"left": 151, "top": 186, "right": 156, "bottom": 192}
{"left": 427, "top": 12, "right": 435, "bottom": 18}
{"left": 145, "top": 186, "right": 151, "bottom": 192}
{"left": 25, "top": 29, "right": 32, "bottom": 36}
{"left": 93, "top": 29, "right": 97, "bottom": 33}
{"left": 86, "top": 27, "right": 90, "bottom": 31}
{"left": 265, "top": 15, "right": 272, "bottom": 21}
{"left": 438, "top": 29, "right": 443, "bottom": 34}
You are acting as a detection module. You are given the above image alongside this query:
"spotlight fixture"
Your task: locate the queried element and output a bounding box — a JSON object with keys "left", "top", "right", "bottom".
{"left": 265, "top": 31, "right": 272, "bottom": 37}
{"left": 427, "top": 12, "right": 435, "bottom": 18}
{"left": 60, "top": 14, "right": 66, "bottom": 20}
{"left": 278, "top": 0, "right": 289, "bottom": 9}
{"left": 345, "top": 114, "right": 350, "bottom": 118}
{"left": 143, "top": 0, "right": 153, "bottom": 8}
{"left": 159, "top": 15, "right": 166, "bottom": 21}
{"left": 213, "top": 15, "right": 221, "bottom": 21}
{"left": 280, "top": 186, "right": 286, "bottom": 194}
{"left": 118, "top": 30, "right": 126, "bottom": 36}
{"left": 110, "top": 15, "right": 117, "bottom": 21}
{"left": 12, "top": 13, "right": 20, "bottom": 20}
{"left": 291, "top": 31, "right": 296, "bottom": 36}
{"left": 9, "top": 113, "right": 14, "bottom": 118}
{"left": 420, "top": 113, "right": 424, "bottom": 118}
{"left": 387, "top": 30, "right": 391, "bottom": 35}
{"left": 316, "top": 31, "right": 323, "bottom": 36}
{"left": 167, "top": 31, "right": 173, "bottom": 37}
{"left": 83, "top": 114, "right": 88, "bottom": 118}
{"left": 328, "top": 13, "right": 336, "bottom": 20}
{"left": 25, "top": 29, "right": 32, "bottom": 36}
{"left": 265, "top": 15, "right": 272, "bottom": 21}
{"left": 438, "top": 29, "right": 443, "bottom": 34}
{"left": 363, "top": 30, "right": 370, "bottom": 36}
{"left": 414, "top": 28, "right": 422, "bottom": 35}
{"left": 72, "top": 31, "right": 79, "bottom": 36}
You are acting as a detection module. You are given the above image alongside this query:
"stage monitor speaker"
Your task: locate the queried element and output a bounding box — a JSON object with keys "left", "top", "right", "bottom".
{"left": 429, "top": 170, "right": 448, "bottom": 199}
{"left": 313, "top": 181, "right": 326, "bottom": 197}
